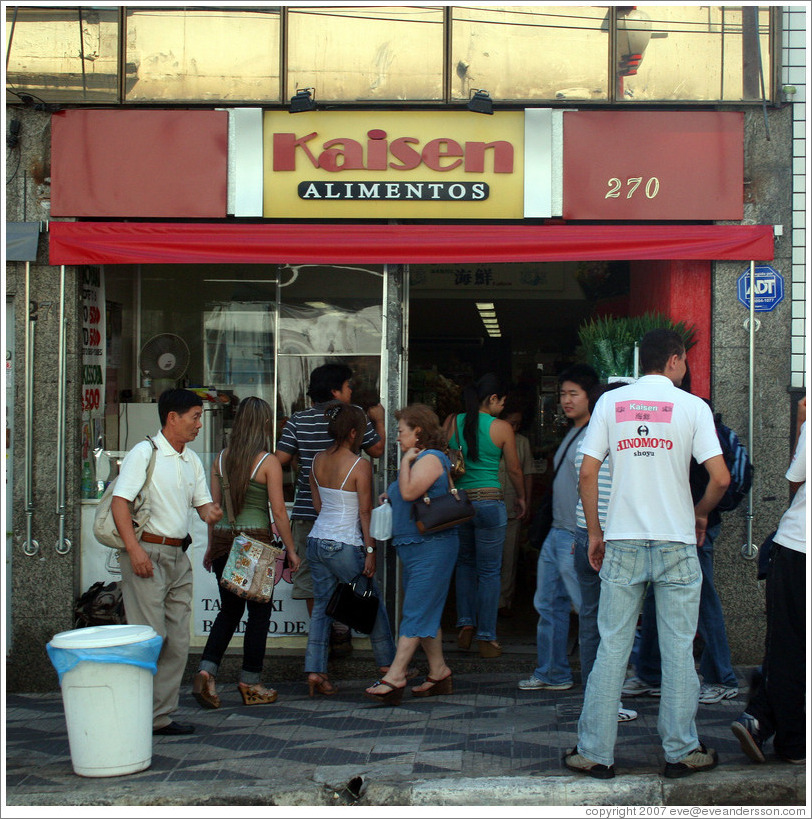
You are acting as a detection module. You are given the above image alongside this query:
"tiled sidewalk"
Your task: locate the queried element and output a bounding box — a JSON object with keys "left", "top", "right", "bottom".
{"left": 7, "top": 667, "right": 805, "bottom": 807}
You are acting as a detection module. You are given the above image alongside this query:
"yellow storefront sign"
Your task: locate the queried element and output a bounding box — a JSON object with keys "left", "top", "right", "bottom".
{"left": 263, "top": 110, "right": 525, "bottom": 219}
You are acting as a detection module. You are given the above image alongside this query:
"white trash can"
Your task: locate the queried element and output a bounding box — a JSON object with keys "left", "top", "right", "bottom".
{"left": 47, "top": 624, "right": 162, "bottom": 777}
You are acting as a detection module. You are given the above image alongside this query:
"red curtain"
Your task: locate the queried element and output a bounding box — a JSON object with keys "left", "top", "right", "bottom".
{"left": 49, "top": 222, "right": 774, "bottom": 265}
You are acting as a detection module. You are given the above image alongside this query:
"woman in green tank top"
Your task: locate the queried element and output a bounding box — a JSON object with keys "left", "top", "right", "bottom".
{"left": 444, "top": 374, "right": 527, "bottom": 658}
{"left": 191, "top": 397, "right": 298, "bottom": 709}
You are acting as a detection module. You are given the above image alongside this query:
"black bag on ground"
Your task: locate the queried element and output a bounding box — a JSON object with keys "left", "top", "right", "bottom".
{"left": 325, "top": 574, "right": 379, "bottom": 634}
{"left": 73, "top": 581, "right": 126, "bottom": 628}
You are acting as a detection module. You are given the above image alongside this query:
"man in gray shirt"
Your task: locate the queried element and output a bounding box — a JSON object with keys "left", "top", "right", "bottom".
{"left": 519, "top": 364, "right": 598, "bottom": 691}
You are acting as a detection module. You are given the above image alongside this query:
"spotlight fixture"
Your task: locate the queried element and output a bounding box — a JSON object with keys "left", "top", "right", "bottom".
{"left": 289, "top": 87, "right": 316, "bottom": 113}
{"left": 467, "top": 88, "right": 493, "bottom": 115}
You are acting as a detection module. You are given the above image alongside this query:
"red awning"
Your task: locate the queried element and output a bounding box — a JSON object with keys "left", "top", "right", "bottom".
{"left": 49, "top": 222, "right": 774, "bottom": 265}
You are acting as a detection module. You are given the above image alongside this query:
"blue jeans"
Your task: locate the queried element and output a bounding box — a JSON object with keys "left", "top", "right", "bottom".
{"left": 578, "top": 540, "right": 701, "bottom": 766}
{"left": 304, "top": 537, "right": 396, "bottom": 673}
{"left": 455, "top": 499, "right": 507, "bottom": 641}
{"left": 630, "top": 524, "right": 737, "bottom": 688}
{"left": 532, "top": 526, "right": 582, "bottom": 685}
{"left": 573, "top": 527, "right": 600, "bottom": 685}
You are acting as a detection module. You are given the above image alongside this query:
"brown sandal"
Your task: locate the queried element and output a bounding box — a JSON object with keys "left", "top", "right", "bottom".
{"left": 411, "top": 674, "right": 453, "bottom": 698}
{"left": 308, "top": 673, "right": 338, "bottom": 698}
{"left": 192, "top": 671, "right": 220, "bottom": 710}
{"left": 238, "top": 682, "right": 278, "bottom": 705}
{"left": 478, "top": 640, "right": 502, "bottom": 658}
{"left": 363, "top": 679, "right": 405, "bottom": 705}
{"left": 458, "top": 626, "right": 476, "bottom": 650}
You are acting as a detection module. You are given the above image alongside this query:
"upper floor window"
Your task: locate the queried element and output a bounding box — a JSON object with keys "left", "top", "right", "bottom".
{"left": 6, "top": 5, "right": 776, "bottom": 107}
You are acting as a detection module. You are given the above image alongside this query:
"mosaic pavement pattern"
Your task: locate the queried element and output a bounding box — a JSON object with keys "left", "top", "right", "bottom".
{"left": 5, "top": 669, "right": 762, "bottom": 800}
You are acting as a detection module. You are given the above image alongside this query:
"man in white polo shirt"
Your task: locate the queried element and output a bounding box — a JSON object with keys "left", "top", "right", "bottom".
{"left": 113, "top": 389, "right": 223, "bottom": 736}
{"left": 564, "top": 329, "right": 730, "bottom": 780}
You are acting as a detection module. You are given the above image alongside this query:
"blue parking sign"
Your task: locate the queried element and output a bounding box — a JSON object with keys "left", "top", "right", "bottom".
{"left": 737, "top": 266, "right": 784, "bottom": 312}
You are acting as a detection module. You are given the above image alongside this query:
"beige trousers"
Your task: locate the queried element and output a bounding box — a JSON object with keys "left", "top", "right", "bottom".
{"left": 119, "top": 542, "right": 193, "bottom": 730}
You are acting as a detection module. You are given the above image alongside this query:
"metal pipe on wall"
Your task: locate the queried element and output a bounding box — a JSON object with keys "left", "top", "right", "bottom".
{"left": 22, "top": 262, "right": 39, "bottom": 556}
{"left": 742, "top": 260, "right": 757, "bottom": 559}
{"left": 55, "top": 265, "right": 71, "bottom": 555}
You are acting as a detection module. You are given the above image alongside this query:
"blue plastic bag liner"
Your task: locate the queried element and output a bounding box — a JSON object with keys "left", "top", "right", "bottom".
{"left": 46, "top": 625, "right": 163, "bottom": 685}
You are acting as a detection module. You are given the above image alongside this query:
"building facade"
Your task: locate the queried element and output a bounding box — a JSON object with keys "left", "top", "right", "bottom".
{"left": 4, "top": 5, "right": 807, "bottom": 690}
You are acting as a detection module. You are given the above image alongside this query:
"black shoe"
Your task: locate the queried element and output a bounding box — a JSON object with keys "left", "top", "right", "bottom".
{"left": 153, "top": 721, "right": 195, "bottom": 736}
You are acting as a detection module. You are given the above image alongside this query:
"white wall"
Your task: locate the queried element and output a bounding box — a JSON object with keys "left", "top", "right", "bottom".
{"left": 783, "top": 7, "right": 808, "bottom": 389}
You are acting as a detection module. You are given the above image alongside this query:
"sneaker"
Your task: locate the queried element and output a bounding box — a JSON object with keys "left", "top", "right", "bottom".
{"left": 617, "top": 705, "right": 638, "bottom": 723}
{"left": 699, "top": 683, "right": 739, "bottom": 704}
{"left": 731, "top": 712, "right": 767, "bottom": 763}
{"left": 621, "top": 676, "right": 661, "bottom": 697}
{"left": 518, "top": 676, "right": 573, "bottom": 691}
{"left": 563, "top": 748, "right": 615, "bottom": 779}
{"left": 663, "top": 743, "right": 719, "bottom": 778}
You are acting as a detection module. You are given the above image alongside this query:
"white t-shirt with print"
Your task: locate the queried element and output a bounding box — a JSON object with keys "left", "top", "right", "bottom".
{"left": 580, "top": 374, "right": 722, "bottom": 544}
{"left": 774, "top": 422, "right": 806, "bottom": 554}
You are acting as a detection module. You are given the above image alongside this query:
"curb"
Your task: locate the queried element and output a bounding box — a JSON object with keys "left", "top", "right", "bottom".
{"left": 6, "top": 767, "right": 805, "bottom": 807}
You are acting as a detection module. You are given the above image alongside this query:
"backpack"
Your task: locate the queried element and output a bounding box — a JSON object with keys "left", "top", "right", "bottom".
{"left": 714, "top": 415, "right": 754, "bottom": 512}
{"left": 73, "top": 581, "right": 126, "bottom": 628}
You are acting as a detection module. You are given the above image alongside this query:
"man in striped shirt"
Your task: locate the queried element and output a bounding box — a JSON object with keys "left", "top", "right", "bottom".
{"left": 275, "top": 363, "right": 385, "bottom": 652}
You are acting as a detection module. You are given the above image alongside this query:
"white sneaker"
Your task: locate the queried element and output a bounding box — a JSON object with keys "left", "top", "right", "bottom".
{"left": 699, "top": 683, "right": 739, "bottom": 704}
{"left": 621, "top": 675, "right": 661, "bottom": 697}
{"left": 518, "top": 676, "right": 573, "bottom": 691}
{"left": 617, "top": 705, "right": 638, "bottom": 723}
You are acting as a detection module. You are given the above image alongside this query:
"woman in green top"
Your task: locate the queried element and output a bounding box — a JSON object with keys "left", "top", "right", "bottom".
{"left": 445, "top": 373, "right": 526, "bottom": 658}
{"left": 192, "top": 397, "right": 299, "bottom": 709}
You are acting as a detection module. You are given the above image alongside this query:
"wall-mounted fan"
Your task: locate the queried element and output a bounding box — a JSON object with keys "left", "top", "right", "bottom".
{"left": 139, "top": 333, "right": 190, "bottom": 389}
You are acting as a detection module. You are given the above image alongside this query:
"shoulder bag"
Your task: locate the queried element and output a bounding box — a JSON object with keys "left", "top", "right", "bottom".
{"left": 528, "top": 425, "right": 587, "bottom": 549}
{"left": 412, "top": 461, "right": 475, "bottom": 535}
{"left": 93, "top": 436, "right": 157, "bottom": 550}
{"left": 218, "top": 452, "right": 284, "bottom": 604}
{"left": 325, "top": 573, "right": 380, "bottom": 634}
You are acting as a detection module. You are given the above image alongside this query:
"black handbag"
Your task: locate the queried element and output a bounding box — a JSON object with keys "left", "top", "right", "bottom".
{"left": 412, "top": 466, "right": 475, "bottom": 535}
{"left": 528, "top": 425, "right": 587, "bottom": 549}
{"left": 325, "top": 574, "right": 380, "bottom": 634}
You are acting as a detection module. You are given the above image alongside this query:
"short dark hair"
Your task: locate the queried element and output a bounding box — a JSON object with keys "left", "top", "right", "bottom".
{"left": 558, "top": 364, "right": 599, "bottom": 394}
{"left": 639, "top": 329, "right": 685, "bottom": 374}
{"left": 308, "top": 363, "right": 353, "bottom": 403}
{"left": 587, "top": 381, "right": 625, "bottom": 415}
{"left": 158, "top": 389, "right": 203, "bottom": 427}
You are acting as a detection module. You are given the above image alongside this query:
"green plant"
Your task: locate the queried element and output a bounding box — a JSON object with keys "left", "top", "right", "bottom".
{"left": 576, "top": 312, "right": 698, "bottom": 379}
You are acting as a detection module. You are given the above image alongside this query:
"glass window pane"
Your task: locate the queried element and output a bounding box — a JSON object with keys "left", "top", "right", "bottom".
{"left": 451, "top": 5, "right": 609, "bottom": 102}
{"left": 125, "top": 7, "right": 280, "bottom": 102}
{"left": 6, "top": 7, "right": 119, "bottom": 103}
{"left": 288, "top": 6, "right": 444, "bottom": 101}
{"left": 619, "top": 6, "right": 772, "bottom": 102}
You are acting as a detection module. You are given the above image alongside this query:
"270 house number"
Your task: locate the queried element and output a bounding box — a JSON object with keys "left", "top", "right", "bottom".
{"left": 605, "top": 177, "right": 660, "bottom": 199}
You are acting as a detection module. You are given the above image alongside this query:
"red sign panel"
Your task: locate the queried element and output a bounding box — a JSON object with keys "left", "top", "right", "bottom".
{"left": 563, "top": 111, "right": 743, "bottom": 220}
{"left": 51, "top": 110, "right": 228, "bottom": 218}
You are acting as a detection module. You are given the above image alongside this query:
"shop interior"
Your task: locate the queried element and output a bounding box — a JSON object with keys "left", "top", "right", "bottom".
{"left": 95, "top": 259, "right": 634, "bottom": 642}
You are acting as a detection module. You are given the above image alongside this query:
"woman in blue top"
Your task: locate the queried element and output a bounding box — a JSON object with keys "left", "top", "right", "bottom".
{"left": 444, "top": 374, "right": 526, "bottom": 658}
{"left": 364, "top": 404, "right": 459, "bottom": 704}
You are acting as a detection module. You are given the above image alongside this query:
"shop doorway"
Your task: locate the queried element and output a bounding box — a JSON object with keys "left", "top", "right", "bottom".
{"left": 406, "top": 260, "right": 632, "bottom": 644}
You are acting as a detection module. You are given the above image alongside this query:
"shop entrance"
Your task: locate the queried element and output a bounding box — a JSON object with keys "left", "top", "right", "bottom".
{"left": 406, "top": 259, "right": 632, "bottom": 644}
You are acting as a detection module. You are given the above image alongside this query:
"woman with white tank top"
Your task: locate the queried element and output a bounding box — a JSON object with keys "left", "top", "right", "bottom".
{"left": 304, "top": 401, "right": 396, "bottom": 697}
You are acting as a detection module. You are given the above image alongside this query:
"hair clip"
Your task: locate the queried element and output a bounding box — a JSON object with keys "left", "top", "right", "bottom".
{"left": 325, "top": 404, "right": 343, "bottom": 420}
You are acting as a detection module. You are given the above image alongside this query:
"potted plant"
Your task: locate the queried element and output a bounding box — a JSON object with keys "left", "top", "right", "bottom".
{"left": 576, "top": 312, "right": 697, "bottom": 381}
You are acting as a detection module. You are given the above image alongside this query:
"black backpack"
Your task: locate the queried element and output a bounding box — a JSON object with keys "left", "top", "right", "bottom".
{"left": 73, "top": 581, "right": 126, "bottom": 628}
{"left": 714, "top": 415, "right": 754, "bottom": 512}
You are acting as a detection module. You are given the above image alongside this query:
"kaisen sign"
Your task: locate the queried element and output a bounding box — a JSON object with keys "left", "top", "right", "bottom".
{"left": 263, "top": 111, "right": 533, "bottom": 219}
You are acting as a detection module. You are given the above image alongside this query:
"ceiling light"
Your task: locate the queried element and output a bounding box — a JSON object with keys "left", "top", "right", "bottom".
{"left": 478, "top": 310, "right": 497, "bottom": 318}
{"left": 476, "top": 302, "right": 494, "bottom": 310}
